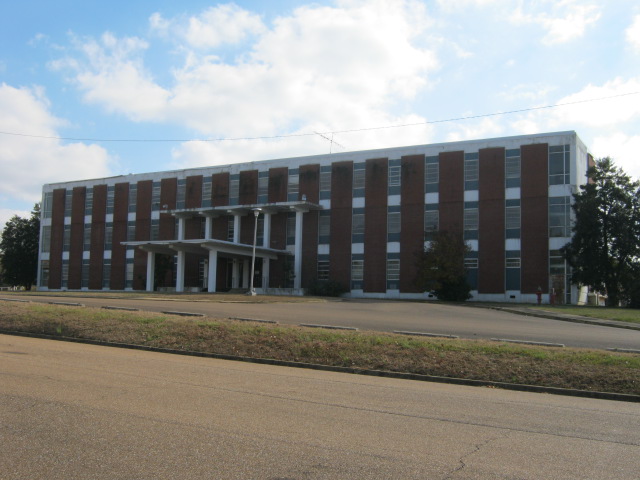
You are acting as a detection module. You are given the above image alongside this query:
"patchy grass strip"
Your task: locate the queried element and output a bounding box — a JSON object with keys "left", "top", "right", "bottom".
{"left": 0, "top": 302, "right": 638, "bottom": 396}
{"left": 530, "top": 305, "right": 640, "bottom": 324}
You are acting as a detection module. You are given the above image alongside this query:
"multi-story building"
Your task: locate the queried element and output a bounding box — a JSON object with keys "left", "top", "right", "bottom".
{"left": 37, "top": 131, "right": 591, "bottom": 303}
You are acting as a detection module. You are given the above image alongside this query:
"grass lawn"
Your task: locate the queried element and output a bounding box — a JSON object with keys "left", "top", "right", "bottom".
{"left": 531, "top": 305, "right": 640, "bottom": 324}
{"left": 0, "top": 301, "right": 638, "bottom": 396}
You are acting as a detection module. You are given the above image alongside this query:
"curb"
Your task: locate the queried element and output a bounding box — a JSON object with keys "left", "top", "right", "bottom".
{"left": 1, "top": 329, "right": 638, "bottom": 404}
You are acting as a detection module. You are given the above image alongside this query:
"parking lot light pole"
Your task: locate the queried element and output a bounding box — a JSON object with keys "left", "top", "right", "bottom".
{"left": 249, "top": 208, "right": 262, "bottom": 296}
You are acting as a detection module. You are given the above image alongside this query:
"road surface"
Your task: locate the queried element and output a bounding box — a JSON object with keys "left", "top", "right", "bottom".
{"left": 1, "top": 334, "right": 638, "bottom": 479}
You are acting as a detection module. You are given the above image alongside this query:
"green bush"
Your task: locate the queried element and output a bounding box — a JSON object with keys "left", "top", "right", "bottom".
{"left": 307, "top": 279, "right": 348, "bottom": 297}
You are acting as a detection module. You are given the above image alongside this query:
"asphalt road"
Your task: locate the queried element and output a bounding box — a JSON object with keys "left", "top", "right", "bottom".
{"left": 4, "top": 293, "right": 640, "bottom": 350}
{"left": 2, "top": 335, "right": 639, "bottom": 479}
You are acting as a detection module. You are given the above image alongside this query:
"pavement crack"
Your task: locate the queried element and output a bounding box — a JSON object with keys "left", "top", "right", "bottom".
{"left": 442, "top": 435, "right": 503, "bottom": 479}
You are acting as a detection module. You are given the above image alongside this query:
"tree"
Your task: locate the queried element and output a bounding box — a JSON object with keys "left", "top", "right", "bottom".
{"left": 0, "top": 204, "right": 40, "bottom": 290}
{"left": 414, "top": 230, "right": 472, "bottom": 301}
{"left": 562, "top": 158, "right": 640, "bottom": 307}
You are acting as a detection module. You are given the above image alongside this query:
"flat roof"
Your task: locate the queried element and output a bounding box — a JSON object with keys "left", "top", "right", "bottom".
{"left": 44, "top": 130, "right": 582, "bottom": 190}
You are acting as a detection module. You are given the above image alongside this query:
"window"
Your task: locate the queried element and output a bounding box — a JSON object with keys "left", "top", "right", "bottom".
{"left": 64, "top": 190, "right": 73, "bottom": 218}
{"left": 128, "top": 184, "right": 137, "bottom": 213}
{"left": 63, "top": 225, "right": 71, "bottom": 251}
{"left": 318, "top": 212, "right": 330, "bottom": 243}
{"left": 425, "top": 156, "right": 439, "bottom": 194}
{"left": 106, "top": 186, "right": 115, "bottom": 214}
{"left": 549, "top": 196, "right": 571, "bottom": 237}
{"left": 256, "top": 217, "right": 264, "bottom": 246}
{"left": 286, "top": 213, "right": 296, "bottom": 245}
{"left": 176, "top": 179, "right": 187, "bottom": 209}
{"left": 465, "top": 253, "right": 478, "bottom": 290}
{"left": 125, "top": 260, "right": 134, "bottom": 289}
{"left": 505, "top": 200, "right": 521, "bottom": 238}
{"left": 85, "top": 188, "right": 93, "bottom": 216}
{"left": 102, "top": 260, "right": 111, "bottom": 289}
{"left": 506, "top": 251, "right": 521, "bottom": 268}
{"left": 387, "top": 210, "right": 401, "bottom": 241}
{"left": 81, "top": 259, "right": 90, "bottom": 288}
{"left": 320, "top": 167, "right": 331, "bottom": 200}
{"left": 386, "top": 255, "right": 400, "bottom": 290}
{"left": 317, "top": 259, "right": 329, "bottom": 281}
{"left": 464, "top": 204, "right": 478, "bottom": 239}
{"left": 505, "top": 205, "right": 520, "bottom": 230}
{"left": 152, "top": 181, "right": 161, "bottom": 211}
{"left": 424, "top": 208, "right": 439, "bottom": 241}
{"left": 229, "top": 176, "right": 239, "bottom": 205}
{"left": 61, "top": 261, "right": 69, "bottom": 288}
{"left": 505, "top": 149, "right": 521, "bottom": 188}
{"left": 41, "top": 226, "right": 51, "bottom": 253}
{"left": 351, "top": 259, "right": 364, "bottom": 281}
{"left": 464, "top": 153, "right": 479, "bottom": 190}
{"left": 353, "top": 163, "right": 365, "bottom": 196}
{"left": 258, "top": 172, "right": 269, "bottom": 203}
{"left": 104, "top": 225, "right": 113, "bottom": 250}
{"left": 505, "top": 250, "right": 521, "bottom": 290}
{"left": 227, "top": 217, "right": 235, "bottom": 242}
{"left": 549, "top": 249, "right": 566, "bottom": 276}
{"left": 40, "top": 260, "right": 49, "bottom": 287}
{"left": 150, "top": 219, "right": 159, "bottom": 241}
{"left": 352, "top": 210, "right": 365, "bottom": 241}
{"left": 43, "top": 192, "right": 53, "bottom": 219}
{"left": 287, "top": 169, "right": 299, "bottom": 201}
{"left": 549, "top": 144, "right": 570, "bottom": 185}
{"left": 127, "top": 221, "right": 136, "bottom": 241}
{"left": 388, "top": 160, "right": 401, "bottom": 195}
{"left": 464, "top": 257, "right": 478, "bottom": 269}
{"left": 202, "top": 178, "right": 212, "bottom": 208}
{"left": 83, "top": 225, "right": 91, "bottom": 251}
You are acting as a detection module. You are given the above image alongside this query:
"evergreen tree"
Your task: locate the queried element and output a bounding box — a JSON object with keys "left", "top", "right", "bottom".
{"left": 0, "top": 204, "right": 40, "bottom": 290}
{"left": 415, "top": 230, "right": 472, "bottom": 301}
{"left": 562, "top": 158, "right": 640, "bottom": 307}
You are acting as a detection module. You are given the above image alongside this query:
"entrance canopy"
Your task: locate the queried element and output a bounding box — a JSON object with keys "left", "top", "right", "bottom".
{"left": 164, "top": 200, "right": 323, "bottom": 219}
{"left": 123, "top": 238, "right": 288, "bottom": 259}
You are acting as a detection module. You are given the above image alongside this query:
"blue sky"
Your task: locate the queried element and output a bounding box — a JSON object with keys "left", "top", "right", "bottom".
{"left": 2, "top": 0, "right": 640, "bottom": 228}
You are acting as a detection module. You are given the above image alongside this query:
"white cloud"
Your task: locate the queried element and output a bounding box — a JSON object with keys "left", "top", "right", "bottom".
{"left": 626, "top": 14, "right": 640, "bottom": 52}
{"left": 510, "top": 1, "right": 602, "bottom": 45}
{"left": 53, "top": 0, "right": 439, "bottom": 143}
{"left": 0, "top": 83, "right": 113, "bottom": 216}
{"left": 591, "top": 133, "right": 640, "bottom": 180}
{"left": 151, "top": 4, "right": 265, "bottom": 49}
{"left": 51, "top": 32, "right": 170, "bottom": 122}
{"left": 546, "top": 77, "right": 640, "bottom": 128}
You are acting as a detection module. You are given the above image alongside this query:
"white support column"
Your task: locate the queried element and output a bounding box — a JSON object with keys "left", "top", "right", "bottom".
{"left": 177, "top": 217, "right": 185, "bottom": 240}
{"left": 263, "top": 212, "right": 271, "bottom": 248}
{"left": 242, "top": 259, "right": 250, "bottom": 288}
{"left": 232, "top": 259, "right": 240, "bottom": 288}
{"left": 233, "top": 215, "right": 240, "bottom": 244}
{"left": 207, "top": 249, "right": 217, "bottom": 293}
{"left": 294, "top": 210, "right": 304, "bottom": 290}
{"left": 204, "top": 216, "right": 212, "bottom": 240}
{"left": 262, "top": 258, "right": 270, "bottom": 290}
{"left": 176, "top": 250, "right": 185, "bottom": 292}
{"left": 146, "top": 251, "right": 155, "bottom": 292}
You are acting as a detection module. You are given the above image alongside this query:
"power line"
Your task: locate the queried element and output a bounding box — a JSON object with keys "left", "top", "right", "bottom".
{"left": 1, "top": 91, "right": 638, "bottom": 144}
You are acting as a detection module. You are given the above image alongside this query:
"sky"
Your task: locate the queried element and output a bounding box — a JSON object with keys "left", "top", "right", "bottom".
{"left": 1, "top": 0, "right": 640, "bottom": 229}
